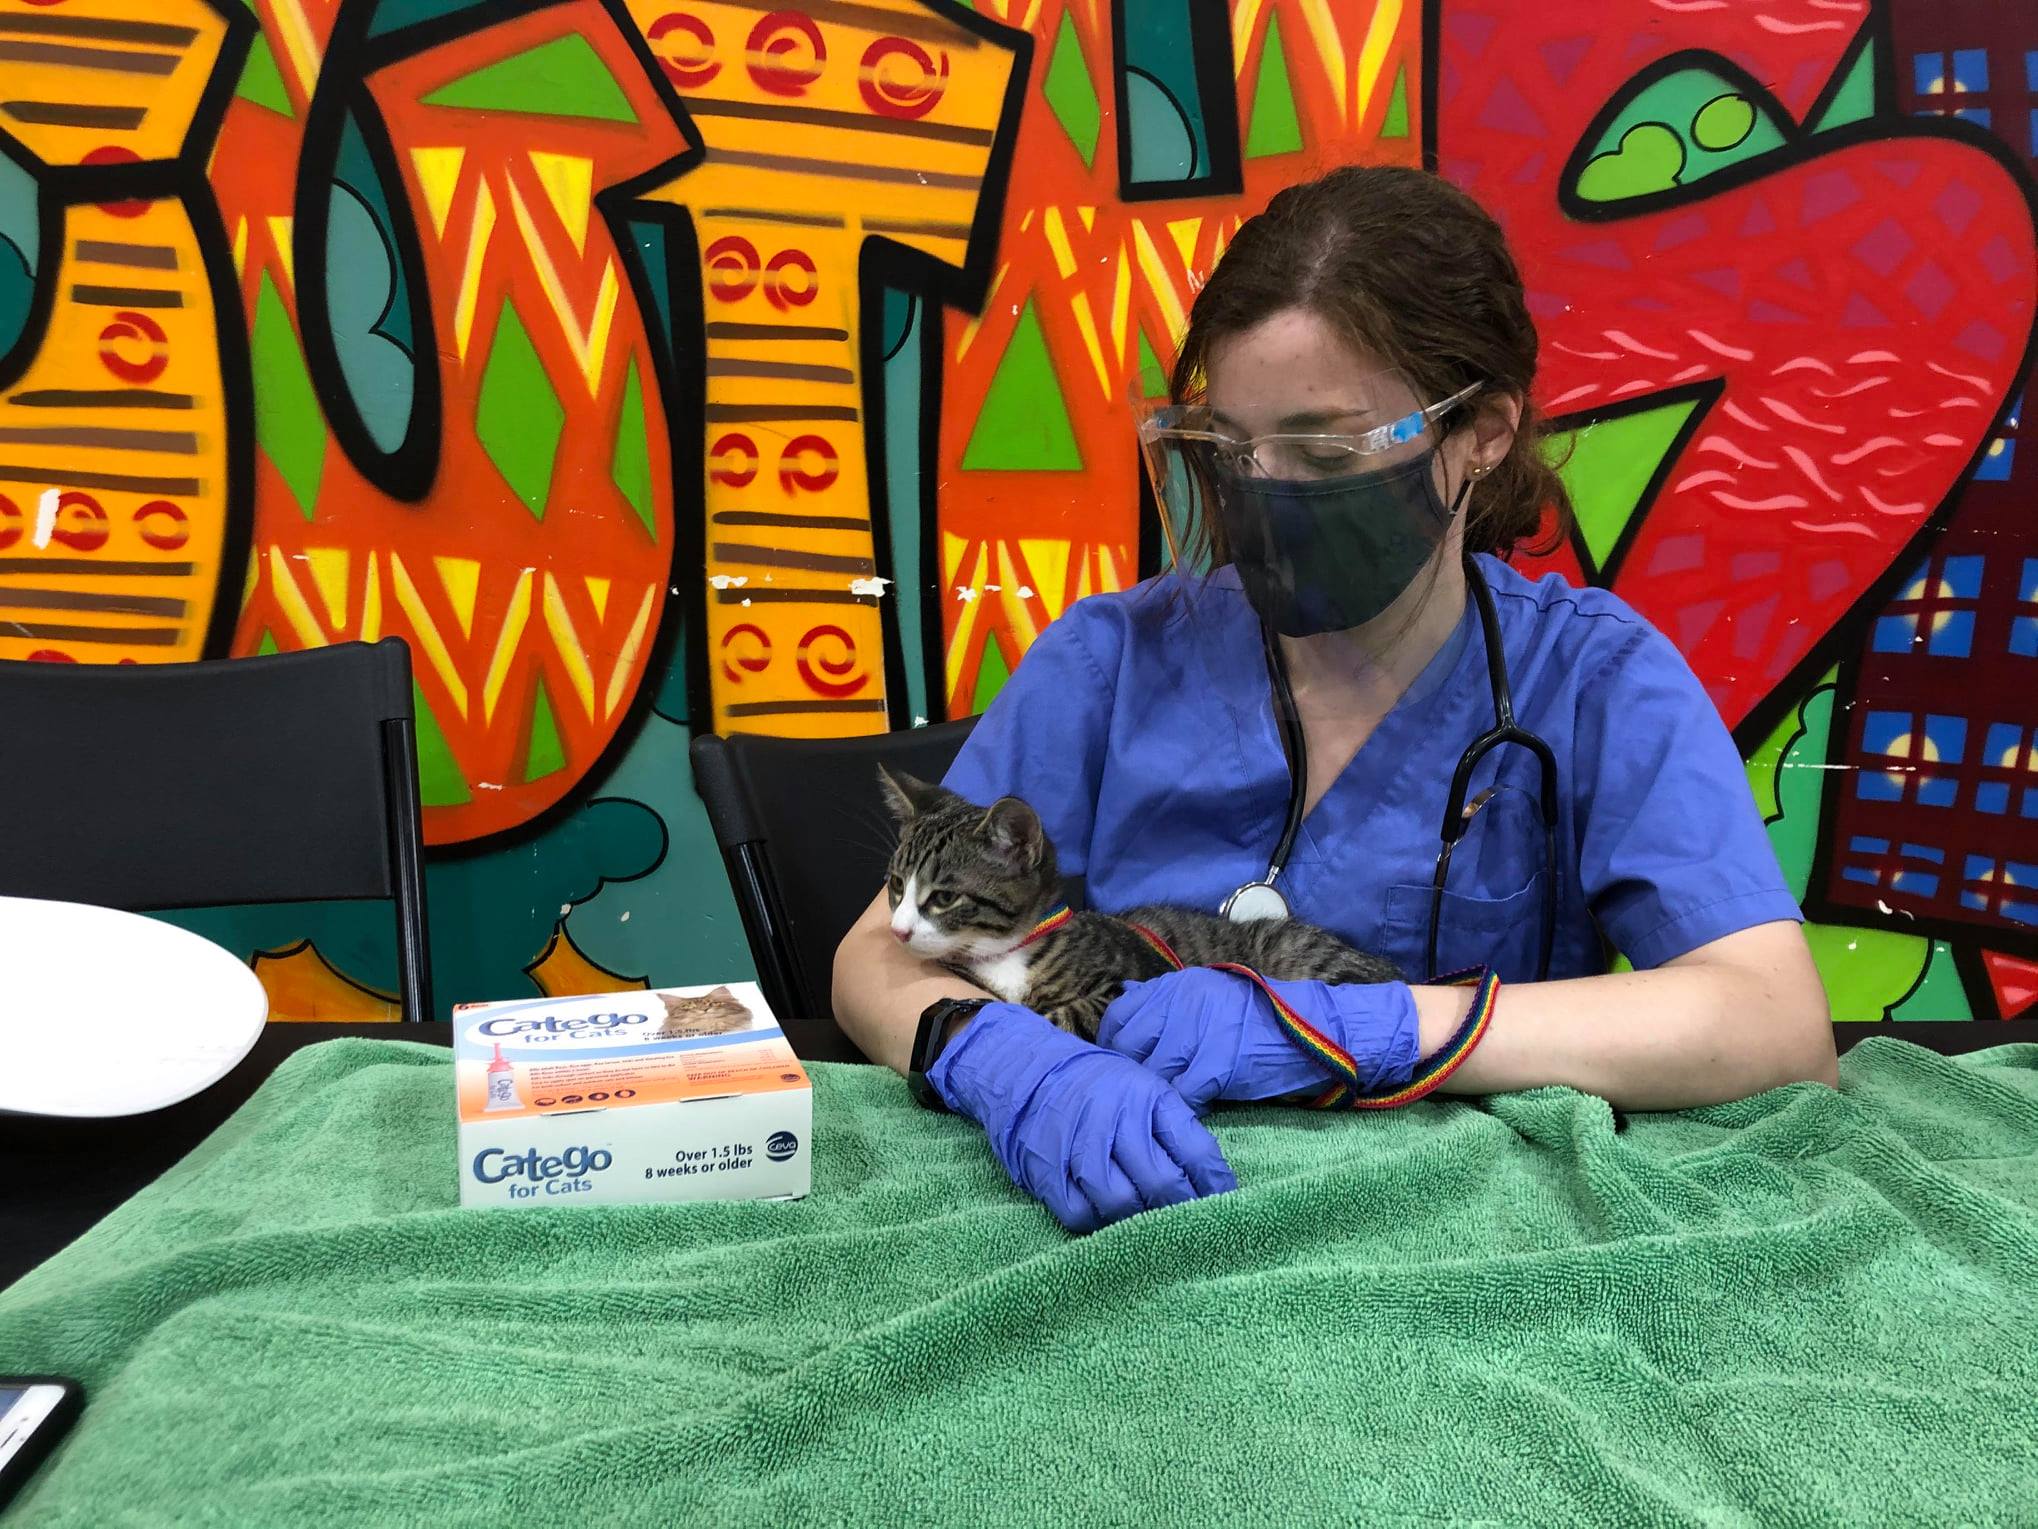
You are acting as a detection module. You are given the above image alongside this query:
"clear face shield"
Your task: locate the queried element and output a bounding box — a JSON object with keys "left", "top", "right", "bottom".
{"left": 1133, "top": 371, "right": 1481, "bottom": 637}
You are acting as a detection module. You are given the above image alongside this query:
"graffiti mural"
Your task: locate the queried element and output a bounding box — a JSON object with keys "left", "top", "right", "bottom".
{"left": 0, "top": 0, "right": 2029, "bottom": 1022}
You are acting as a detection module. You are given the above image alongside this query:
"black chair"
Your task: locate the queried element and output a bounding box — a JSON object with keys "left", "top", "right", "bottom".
{"left": 0, "top": 638, "right": 434, "bottom": 1021}
{"left": 691, "top": 718, "right": 979, "bottom": 1062}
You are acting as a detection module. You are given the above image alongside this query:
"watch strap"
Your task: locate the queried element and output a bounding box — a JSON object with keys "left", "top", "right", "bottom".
{"left": 908, "top": 997, "right": 989, "bottom": 1111}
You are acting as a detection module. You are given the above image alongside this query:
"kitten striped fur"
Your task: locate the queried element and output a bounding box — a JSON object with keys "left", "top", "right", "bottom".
{"left": 878, "top": 767, "right": 1399, "bottom": 1039}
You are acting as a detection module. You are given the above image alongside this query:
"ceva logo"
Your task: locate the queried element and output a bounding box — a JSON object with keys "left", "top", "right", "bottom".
{"left": 765, "top": 1131, "right": 799, "bottom": 1163}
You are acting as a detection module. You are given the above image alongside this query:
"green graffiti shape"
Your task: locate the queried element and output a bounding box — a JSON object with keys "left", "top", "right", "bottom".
{"left": 611, "top": 359, "right": 655, "bottom": 539}
{"left": 1762, "top": 681, "right": 1931, "bottom": 1021}
{"left": 1245, "top": 13, "right": 1304, "bottom": 159}
{"left": 1691, "top": 94, "right": 1755, "bottom": 152}
{"left": 422, "top": 33, "right": 637, "bottom": 124}
{"left": 476, "top": 299, "right": 566, "bottom": 516}
{"left": 1042, "top": 12, "right": 1100, "bottom": 167}
{"left": 235, "top": 32, "right": 294, "bottom": 119}
{"left": 411, "top": 680, "right": 471, "bottom": 806}
{"left": 1577, "top": 122, "right": 1686, "bottom": 202}
{"left": 1546, "top": 395, "right": 1700, "bottom": 573}
{"left": 251, "top": 273, "right": 327, "bottom": 519}
{"left": 961, "top": 300, "right": 1084, "bottom": 471}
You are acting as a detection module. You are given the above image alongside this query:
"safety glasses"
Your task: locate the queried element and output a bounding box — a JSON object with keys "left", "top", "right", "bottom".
{"left": 1134, "top": 380, "right": 1481, "bottom": 482}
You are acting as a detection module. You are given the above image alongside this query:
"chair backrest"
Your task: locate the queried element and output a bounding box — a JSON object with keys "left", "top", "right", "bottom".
{"left": 691, "top": 718, "right": 979, "bottom": 1062}
{"left": 0, "top": 639, "right": 434, "bottom": 1020}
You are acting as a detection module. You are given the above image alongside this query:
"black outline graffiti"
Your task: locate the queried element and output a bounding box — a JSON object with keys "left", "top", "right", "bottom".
{"left": 292, "top": 83, "right": 442, "bottom": 502}
{"left": 1555, "top": 49, "right": 1813, "bottom": 225}
{"left": 1544, "top": 377, "right": 1722, "bottom": 586}
{"left": 1109, "top": 0, "right": 1242, "bottom": 205}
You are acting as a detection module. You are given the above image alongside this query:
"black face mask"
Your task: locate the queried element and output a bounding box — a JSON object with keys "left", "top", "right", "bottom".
{"left": 1216, "top": 448, "right": 1469, "bottom": 636}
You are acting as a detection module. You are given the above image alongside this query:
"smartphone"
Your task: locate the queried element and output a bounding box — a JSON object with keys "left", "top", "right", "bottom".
{"left": 0, "top": 1377, "right": 82, "bottom": 1511}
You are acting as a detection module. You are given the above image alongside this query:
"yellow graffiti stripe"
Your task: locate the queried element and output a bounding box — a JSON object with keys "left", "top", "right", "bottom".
{"left": 1130, "top": 221, "right": 1187, "bottom": 345}
{"left": 945, "top": 585, "right": 979, "bottom": 702}
{"left": 1109, "top": 243, "right": 1132, "bottom": 362}
{"left": 360, "top": 550, "right": 382, "bottom": 642}
{"left": 1042, "top": 206, "right": 1077, "bottom": 280}
{"left": 410, "top": 146, "right": 466, "bottom": 239}
{"left": 540, "top": 571, "right": 596, "bottom": 719}
{"left": 956, "top": 261, "right": 1008, "bottom": 362}
{"left": 604, "top": 584, "right": 657, "bottom": 720}
{"left": 1230, "top": 0, "right": 1271, "bottom": 78}
{"left": 1297, "top": 0, "right": 1349, "bottom": 121}
{"left": 481, "top": 566, "right": 533, "bottom": 724}
{"left": 504, "top": 177, "right": 618, "bottom": 395}
{"left": 434, "top": 554, "right": 479, "bottom": 637}
{"left": 1353, "top": 0, "right": 1404, "bottom": 130}
{"left": 389, "top": 551, "right": 468, "bottom": 718}
{"left": 266, "top": 0, "right": 322, "bottom": 106}
{"left": 1068, "top": 291, "right": 1111, "bottom": 400}
{"left": 453, "top": 182, "right": 496, "bottom": 361}
{"left": 1018, "top": 537, "right": 1071, "bottom": 619}
{"left": 303, "top": 545, "right": 348, "bottom": 627}
{"left": 266, "top": 545, "right": 325, "bottom": 647}
{"left": 267, "top": 216, "right": 294, "bottom": 292}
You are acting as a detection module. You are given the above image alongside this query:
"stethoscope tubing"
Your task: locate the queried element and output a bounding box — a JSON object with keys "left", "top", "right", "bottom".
{"left": 1238, "top": 555, "right": 1558, "bottom": 983}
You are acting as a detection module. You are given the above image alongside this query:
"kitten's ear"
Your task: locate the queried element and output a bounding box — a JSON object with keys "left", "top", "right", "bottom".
{"left": 876, "top": 764, "right": 940, "bottom": 824}
{"left": 982, "top": 797, "right": 1044, "bottom": 871}
{"left": 704, "top": 985, "right": 736, "bottom": 1001}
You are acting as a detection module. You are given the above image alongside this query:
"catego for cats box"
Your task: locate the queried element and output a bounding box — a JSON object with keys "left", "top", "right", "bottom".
{"left": 453, "top": 983, "right": 811, "bottom": 1210}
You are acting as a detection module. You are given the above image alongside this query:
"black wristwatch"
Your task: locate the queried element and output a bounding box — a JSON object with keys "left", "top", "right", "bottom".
{"left": 908, "top": 997, "right": 989, "bottom": 1111}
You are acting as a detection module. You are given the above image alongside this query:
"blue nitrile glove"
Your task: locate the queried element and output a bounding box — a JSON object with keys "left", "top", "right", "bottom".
{"left": 1095, "top": 967, "right": 1420, "bottom": 1113}
{"left": 928, "top": 1002, "right": 1236, "bottom": 1234}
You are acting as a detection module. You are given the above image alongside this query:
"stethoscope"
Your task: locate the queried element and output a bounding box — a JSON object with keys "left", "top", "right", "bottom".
{"left": 1222, "top": 554, "right": 1559, "bottom": 983}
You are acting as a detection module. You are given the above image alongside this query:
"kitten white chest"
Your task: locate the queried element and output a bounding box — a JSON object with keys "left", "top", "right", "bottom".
{"left": 971, "top": 948, "right": 1034, "bottom": 1004}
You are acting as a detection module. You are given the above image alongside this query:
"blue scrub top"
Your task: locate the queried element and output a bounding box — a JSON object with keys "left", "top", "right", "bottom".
{"left": 943, "top": 553, "right": 1801, "bottom": 984}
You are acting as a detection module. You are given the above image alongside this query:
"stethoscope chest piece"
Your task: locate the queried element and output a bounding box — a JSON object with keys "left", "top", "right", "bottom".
{"left": 1222, "top": 881, "right": 1290, "bottom": 923}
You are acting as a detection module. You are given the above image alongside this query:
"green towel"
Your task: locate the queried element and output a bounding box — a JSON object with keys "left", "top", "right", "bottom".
{"left": 4, "top": 1038, "right": 2036, "bottom": 1525}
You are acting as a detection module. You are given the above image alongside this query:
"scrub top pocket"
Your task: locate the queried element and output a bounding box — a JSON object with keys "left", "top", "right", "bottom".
{"left": 1382, "top": 871, "right": 1549, "bottom": 984}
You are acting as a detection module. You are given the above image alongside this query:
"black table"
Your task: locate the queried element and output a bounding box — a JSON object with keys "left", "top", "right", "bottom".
{"left": 3, "top": 1019, "right": 2030, "bottom": 1291}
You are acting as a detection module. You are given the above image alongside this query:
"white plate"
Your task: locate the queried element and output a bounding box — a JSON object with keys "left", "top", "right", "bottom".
{"left": 0, "top": 897, "right": 268, "bottom": 1117}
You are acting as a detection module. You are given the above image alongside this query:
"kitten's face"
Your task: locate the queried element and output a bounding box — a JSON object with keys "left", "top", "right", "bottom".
{"left": 878, "top": 767, "right": 1058, "bottom": 962}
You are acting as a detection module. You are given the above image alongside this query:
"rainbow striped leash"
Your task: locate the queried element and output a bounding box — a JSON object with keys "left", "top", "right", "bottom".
{"left": 1019, "top": 904, "right": 1074, "bottom": 948}
{"left": 1126, "top": 921, "right": 1499, "bottom": 1111}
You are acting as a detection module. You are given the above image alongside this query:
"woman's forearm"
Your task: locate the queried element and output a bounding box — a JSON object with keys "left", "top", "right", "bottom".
{"left": 1413, "top": 921, "right": 1837, "bottom": 1111}
{"left": 830, "top": 892, "right": 992, "bottom": 1073}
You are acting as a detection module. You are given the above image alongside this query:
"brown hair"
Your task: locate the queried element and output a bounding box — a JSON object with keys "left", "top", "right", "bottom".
{"left": 1169, "top": 164, "right": 1571, "bottom": 557}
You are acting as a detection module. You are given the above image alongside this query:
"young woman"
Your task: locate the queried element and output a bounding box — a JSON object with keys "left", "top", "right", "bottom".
{"left": 833, "top": 165, "right": 1835, "bottom": 1233}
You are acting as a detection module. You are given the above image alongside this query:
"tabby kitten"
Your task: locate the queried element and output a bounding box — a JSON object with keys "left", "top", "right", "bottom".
{"left": 656, "top": 985, "right": 751, "bottom": 1039}
{"left": 878, "top": 767, "right": 1398, "bottom": 1040}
